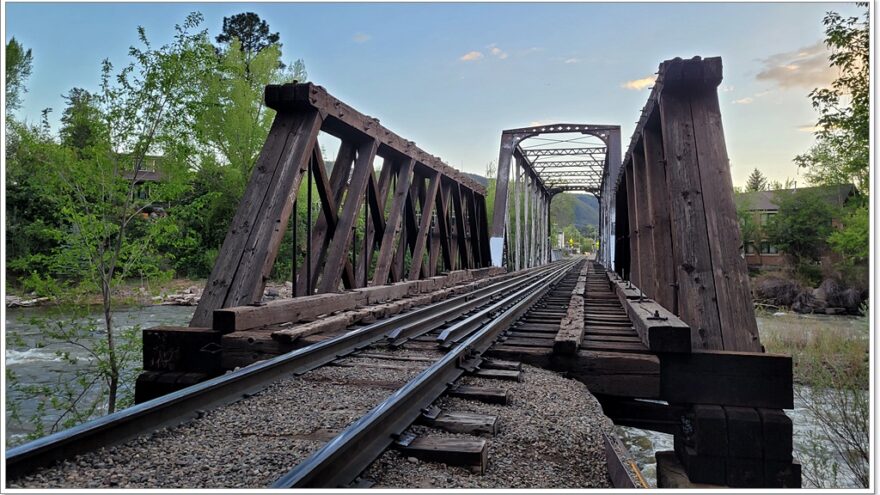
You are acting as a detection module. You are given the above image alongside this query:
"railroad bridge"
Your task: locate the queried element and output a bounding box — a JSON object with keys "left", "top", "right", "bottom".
{"left": 7, "top": 57, "right": 799, "bottom": 489}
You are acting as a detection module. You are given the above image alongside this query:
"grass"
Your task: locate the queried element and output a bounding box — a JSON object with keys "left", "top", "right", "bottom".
{"left": 757, "top": 311, "right": 869, "bottom": 389}
{"left": 757, "top": 311, "right": 870, "bottom": 487}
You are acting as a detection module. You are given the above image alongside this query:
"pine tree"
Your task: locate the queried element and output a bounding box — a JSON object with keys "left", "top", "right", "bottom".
{"left": 745, "top": 168, "right": 768, "bottom": 192}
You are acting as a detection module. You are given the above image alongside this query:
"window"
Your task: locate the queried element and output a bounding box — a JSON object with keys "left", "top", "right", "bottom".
{"left": 759, "top": 242, "right": 778, "bottom": 255}
{"left": 759, "top": 211, "right": 776, "bottom": 226}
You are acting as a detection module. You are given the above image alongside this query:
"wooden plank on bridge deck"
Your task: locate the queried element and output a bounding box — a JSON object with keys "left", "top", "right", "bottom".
{"left": 558, "top": 350, "right": 660, "bottom": 399}
{"left": 659, "top": 350, "right": 793, "bottom": 409}
{"left": 622, "top": 298, "right": 691, "bottom": 353}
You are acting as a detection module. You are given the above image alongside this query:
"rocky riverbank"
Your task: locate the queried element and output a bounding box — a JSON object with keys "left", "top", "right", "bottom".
{"left": 4, "top": 280, "right": 294, "bottom": 309}
{"left": 753, "top": 275, "right": 866, "bottom": 315}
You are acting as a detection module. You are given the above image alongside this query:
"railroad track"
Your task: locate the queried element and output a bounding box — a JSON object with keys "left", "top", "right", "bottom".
{"left": 7, "top": 258, "right": 584, "bottom": 489}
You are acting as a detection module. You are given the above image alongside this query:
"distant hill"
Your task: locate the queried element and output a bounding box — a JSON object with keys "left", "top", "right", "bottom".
{"left": 462, "top": 172, "right": 598, "bottom": 229}
{"left": 569, "top": 193, "right": 599, "bottom": 228}
{"left": 464, "top": 172, "right": 489, "bottom": 187}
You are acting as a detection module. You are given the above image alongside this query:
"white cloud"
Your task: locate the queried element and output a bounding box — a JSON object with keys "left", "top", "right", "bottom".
{"left": 352, "top": 33, "right": 371, "bottom": 43}
{"left": 732, "top": 97, "right": 754, "bottom": 105}
{"left": 621, "top": 75, "right": 657, "bottom": 91}
{"left": 460, "top": 51, "right": 484, "bottom": 62}
{"left": 755, "top": 41, "right": 835, "bottom": 89}
{"left": 564, "top": 58, "right": 580, "bottom": 64}
{"left": 720, "top": 85, "right": 735, "bottom": 93}
{"left": 489, "top": 46, "right": 508, "bottom": 59}
{"left": 797, "top": 123, "right": 822, "bottom": 133}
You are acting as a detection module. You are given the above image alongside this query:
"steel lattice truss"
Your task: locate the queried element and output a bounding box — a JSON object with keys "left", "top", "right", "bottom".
{"left": 490, "top": 122, "right": 621, "bottom": 271}
{"left": 523, "top": 146, "right": 606, "bottom": 157}
{"left": 516, "top": 133, "right": 611, "bottom": 196}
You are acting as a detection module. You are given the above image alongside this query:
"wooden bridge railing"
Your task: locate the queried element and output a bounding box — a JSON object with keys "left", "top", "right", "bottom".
{"left": 602, "top": 57, "right": 761, "bottom": 353}
{"left": 190, "top": 83, "right": 491, "bottom": 327}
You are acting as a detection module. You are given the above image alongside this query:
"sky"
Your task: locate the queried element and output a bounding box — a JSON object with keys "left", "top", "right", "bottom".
{"left": 3, "top": 1, "right": 864, "bottom": 187}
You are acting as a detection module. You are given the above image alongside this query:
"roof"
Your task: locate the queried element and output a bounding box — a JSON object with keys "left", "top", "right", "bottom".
{"left": 122, "top": 169, "right": 163, "bottom": 183}
{"left": 735, "top": 184, "right": 856, "bottom": 211}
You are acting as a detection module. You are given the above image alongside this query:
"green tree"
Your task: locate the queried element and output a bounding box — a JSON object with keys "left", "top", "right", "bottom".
{"left": 795, "top": 5, "right": 869, "bottom": 193}
{"left": 216, "top": 12, "right": 281, "bottom": 77}
{"left": 5, "top": 121, "right": 66, "bottom": 289}
{"left": 736, "top": 197, "right": 762, "bottom": 261}
{"left": 59, "top": 88, "right": 108, "bottom": 152}
{"left": 828, "top": 204, "right": 868, "bottom": 267}
{"left": 45, "top": 13, "right": 212, "bottom": 414}
{"left": 180, "top": 16, "right": 306, "bottom": 270}
{"left": 550, "top": 193, "right": 576, "bottom": 229}
{"left": 745, "top": 168, "right": 768, "bottom": 192}
{"left": 193, "top": 38, "right": 299, "bottom": 195}
{"left": 765, "top": 189, "right": 835, "bottom": 268}
{"left": 767, "top": 177, "right": 797, "bottom": 191}
{"left": 5, "top": 37, "right": 33, "bottom": 114}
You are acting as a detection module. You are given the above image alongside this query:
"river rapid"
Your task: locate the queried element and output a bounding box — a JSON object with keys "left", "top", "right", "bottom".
{"left": 3, "top": 305, "right": 869, "bottom": 487}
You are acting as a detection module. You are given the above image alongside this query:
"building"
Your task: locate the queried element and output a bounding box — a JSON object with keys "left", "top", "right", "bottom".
{"left": 734, "top": 183, "right": 856, "bottom": 268}
{"left": 121, "top": 155, "right": 168, "bottom": 218}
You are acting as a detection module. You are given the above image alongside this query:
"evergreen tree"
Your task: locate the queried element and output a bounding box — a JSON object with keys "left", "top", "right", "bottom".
{"left": 745, "top": 168, "right": 768, "bottom": 192}
{"left": 5, "top": 37, "right": 33, "bottom": 114}
{"left": 59, "top": 88, "right": 108, "bottom": 152}
{"left": 215, "top": 12, "right": 284, "bottom": 79}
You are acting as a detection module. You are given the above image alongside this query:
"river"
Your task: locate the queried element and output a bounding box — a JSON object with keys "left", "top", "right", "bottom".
{"left": 3, "top": 305, "right": 869, "bottom": 487}
{"left": 5, "top": 304, "right": 195, "bottom": 445}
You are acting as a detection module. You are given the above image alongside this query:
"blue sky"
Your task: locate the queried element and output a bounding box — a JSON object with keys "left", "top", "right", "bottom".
{"left": 4, "top": 2, "right": 863, "bottom": 186}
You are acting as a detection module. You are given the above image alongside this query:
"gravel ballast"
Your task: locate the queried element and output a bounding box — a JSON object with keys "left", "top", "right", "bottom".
{"left": 10, "top": 350, "right": 614, "bottom": 489}
{"left": 364, "top": 364, "right": 614, "bottom": 488}
{"left": 8, "top": 350, "right": 433, "bottom": 489}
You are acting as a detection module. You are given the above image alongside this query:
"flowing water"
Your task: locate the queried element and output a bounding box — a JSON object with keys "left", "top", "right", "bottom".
{"left": 5, "top": 304, "right": 195, "bottom": 445}
{"left": 3, "top": 306, "right": 869, "bottom": 488}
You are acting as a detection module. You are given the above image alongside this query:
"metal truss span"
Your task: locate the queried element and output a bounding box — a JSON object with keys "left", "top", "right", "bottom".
{"left": 488, "top": 121, "right": 622, "bottom": 271}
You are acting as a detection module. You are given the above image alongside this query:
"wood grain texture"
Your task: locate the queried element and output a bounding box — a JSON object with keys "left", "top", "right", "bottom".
{"left": 689, "top": 88, "right": 762, "bottom": 352}
{"left": 624, "top": 162, "right": 640, "bottom": 287}
{"left": 632, "top": 147, "right": 656, "bottom": 300}
{"left": 372, "top": 159, "right": 414, "bottom": 285}
{"left": 297, "top": 141, "right": 355, "bottom": 296}
{"left": 318, "top": 140, "right": 379, "bottom": 292}
{"left": 191, "top": 111, "right": 321, "bottom": 326}
{"left": 642, "top": 123, "right": 677, "bottom": 314}
{"left": 408, "top": 171, "right": 441, "bottom": 280}
{"left": 658, "top": 89, "right": 724, "bottom": 350}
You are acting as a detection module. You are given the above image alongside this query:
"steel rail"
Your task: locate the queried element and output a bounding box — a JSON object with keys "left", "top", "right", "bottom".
{"left": 385, "top": 264, "right": 565, "bottom": 346}
{"left": 5, "top": 262, "right": 564, "bottom": 479}
{"left": 271, "top": 259, "right": 579, "bottom": 488}
{"left": 434, "top": 270, "right": 559, "bottom": 347}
